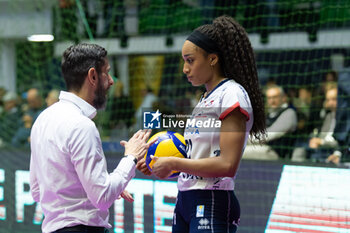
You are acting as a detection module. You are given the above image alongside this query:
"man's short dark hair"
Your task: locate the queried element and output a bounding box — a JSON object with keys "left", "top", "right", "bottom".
{"left": 61, "top": 43, "right": 107, "bottom": 91}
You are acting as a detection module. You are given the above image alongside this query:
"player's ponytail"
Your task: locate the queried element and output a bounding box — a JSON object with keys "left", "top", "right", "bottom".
{"left": 203, "top": 16, "right": 266, "bottom": 140}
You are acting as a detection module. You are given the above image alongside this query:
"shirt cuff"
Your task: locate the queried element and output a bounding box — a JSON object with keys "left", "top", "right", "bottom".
{"left": 115, "top": 156, "right": 136, "bottom": 180}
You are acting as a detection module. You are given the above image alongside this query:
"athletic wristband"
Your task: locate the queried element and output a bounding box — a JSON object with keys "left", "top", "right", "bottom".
{"left": 126, "top": 155, "right": 138, "bottom": 164}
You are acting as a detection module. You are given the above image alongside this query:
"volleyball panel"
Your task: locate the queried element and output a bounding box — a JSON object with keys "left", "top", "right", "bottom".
{"left": 144, "top": 131, "right": 187, "bottom": 178}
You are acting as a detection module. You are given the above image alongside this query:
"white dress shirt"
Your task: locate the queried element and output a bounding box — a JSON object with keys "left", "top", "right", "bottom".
{"left": 30, "top": 91, "right": 136, "bottom": 233}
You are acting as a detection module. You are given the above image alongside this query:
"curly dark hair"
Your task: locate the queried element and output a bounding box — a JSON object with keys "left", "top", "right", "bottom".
{"left": 61, "top": 43, "right": 107, "bottom": 92}
{"left": 195, "top": 15, "right": 266, "bottom": 140}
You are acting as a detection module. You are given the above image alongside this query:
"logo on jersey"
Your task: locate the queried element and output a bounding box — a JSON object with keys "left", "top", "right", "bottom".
{"left": 196, "top": 205, "right": 205, "bottom": 217}
{"left": 198, "top": 218, "right": 210, "bottom": 230}
{"left": 143, "top": 109, "right": 161, "bottom": 129}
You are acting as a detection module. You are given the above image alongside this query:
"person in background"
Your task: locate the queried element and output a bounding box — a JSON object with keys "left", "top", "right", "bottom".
{"left": 25, "top": 87, "right": 44, "bottom": 121}
{"left": 326, "top": 84, "right": 350, "bottom": 165}
{"left": 310, "top": 70, "right": 338, "bottom": 128}
{"left": 45, "top": 89, "right": 60, "bottom": 107}
{"left": 11, "top": 113, "right": 32, "bottom": 148}
{"left": 292, "top": 84, "right": 339, "bottom": 163}
{"left": 10, "top": 87, "right": 44, "bottom": 148}
{"left": 308, "top": 86, "right": 339, "bottom": 162}
{"left": 244, "top": 84, "right": 297, "bottom": 160}
{"left": 0, "top": 91, "right": 22, "bottom": 147}
{"left": 290, "top": 86, "right": 313, "bottom": 162}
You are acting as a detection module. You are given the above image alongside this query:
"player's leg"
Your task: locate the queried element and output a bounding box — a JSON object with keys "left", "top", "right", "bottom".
{"left": 172, "top": 191, "right": 190, "bottom": 233}
{"left": 189, "top": 190, "right": 240, "bottom": 233}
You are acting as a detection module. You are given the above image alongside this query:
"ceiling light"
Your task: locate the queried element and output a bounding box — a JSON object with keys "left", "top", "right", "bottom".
{"left": 27, "top": 34, "right": 54, "bottom": 42}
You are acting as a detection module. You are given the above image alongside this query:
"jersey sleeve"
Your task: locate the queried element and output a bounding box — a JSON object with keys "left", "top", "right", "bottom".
{"left": 219, "top": 85, "right": 251, "bottom": 121}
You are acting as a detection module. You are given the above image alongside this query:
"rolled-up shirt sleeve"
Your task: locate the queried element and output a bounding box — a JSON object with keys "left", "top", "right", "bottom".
{"left": 69, "top": 120, "right": 135, "bottom": 211}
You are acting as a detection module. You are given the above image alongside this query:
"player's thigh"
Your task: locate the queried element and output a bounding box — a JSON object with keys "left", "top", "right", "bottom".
{"left": 172, "top": 192, "right": 190, "bottom": 233}
{"left": 188, "top": 190, "right": 240, "bottom": 233}
{"left": 189, "top": 218, "right": 238, "bottom": 233}
{"left": 172, "top": 209, "right": 190, "bottom": 233}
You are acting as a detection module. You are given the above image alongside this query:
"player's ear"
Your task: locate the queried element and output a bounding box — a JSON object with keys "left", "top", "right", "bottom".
{"left": 87, "top": 67, "right": 97, "bottom": 86}
{"left": 209, "top": 54, "right": 218, "bottom": 66}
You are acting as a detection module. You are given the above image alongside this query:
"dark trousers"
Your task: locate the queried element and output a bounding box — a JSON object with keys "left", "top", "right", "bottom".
{"left": 53, "top": 224, "right": 109, "bottom": 233}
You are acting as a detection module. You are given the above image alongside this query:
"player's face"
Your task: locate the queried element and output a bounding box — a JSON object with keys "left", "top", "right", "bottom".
{"left": 182, "top": 40, "right": 213, "bottom": 87}
{"left": 93, "top": 58, "right": 114, "bottom": 110}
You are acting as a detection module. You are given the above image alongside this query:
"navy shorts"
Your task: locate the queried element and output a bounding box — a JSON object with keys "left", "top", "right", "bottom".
{"left": 172, "top": 189, "right": 240, "bottom": 233}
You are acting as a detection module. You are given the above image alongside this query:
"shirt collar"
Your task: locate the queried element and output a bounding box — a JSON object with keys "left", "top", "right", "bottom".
{"left": 59, "top": 91, "right": 97, "bottom": 119}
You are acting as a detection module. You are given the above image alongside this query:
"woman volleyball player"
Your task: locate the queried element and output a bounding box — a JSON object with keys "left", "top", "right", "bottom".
{"left": 137, "top": 15, "right": 266, "bottom": 232}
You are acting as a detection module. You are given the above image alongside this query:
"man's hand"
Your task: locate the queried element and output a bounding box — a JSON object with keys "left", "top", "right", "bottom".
{"left": 118, "top": 190, "right": 134, "bottom": 203}
{"left": 120, "top": 129, "right": 157, "bottom": 161}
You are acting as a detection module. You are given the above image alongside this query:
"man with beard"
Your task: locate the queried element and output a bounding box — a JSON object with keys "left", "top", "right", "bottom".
{"left": 29, "top": 43, "right": 154, "bottom": 233}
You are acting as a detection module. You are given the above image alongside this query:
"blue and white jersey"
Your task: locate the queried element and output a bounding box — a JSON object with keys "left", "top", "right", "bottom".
{"left": 178, "top": 79, "right": 253, "bottom": 191}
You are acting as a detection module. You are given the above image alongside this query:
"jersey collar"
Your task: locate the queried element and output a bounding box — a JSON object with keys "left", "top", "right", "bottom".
{"left": 202, "top": 78, "right": 230, "bottom": 100}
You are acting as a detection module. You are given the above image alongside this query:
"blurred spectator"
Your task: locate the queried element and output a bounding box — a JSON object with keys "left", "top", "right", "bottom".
{"left": 308, "top": 86, "right": 339, "bottom": 162}
{"left": 310, "top": 70, "right": 338, "bottom": 128}
{"left": 292, "top": 85, "right": 339, "bottom": 162}
{"left": 290, "top": 87, "right": 313, "bottom": 161}
{"left": 243, "top": 85, "right": 297, "bottom": 160}
{"left": 292, "top": 87, "right": 313, "bottom": 133}
{"left": 133, "top": 86, "right": 157, "bottom": 130}
{"left": 24, "top": 88, "right": 44, "bottom": 121}
{"left": 11, "top": 113, "right": 32, "bottom": 148}
{"left": 326, "top": 84, "right": 350, "bottom": 165}
{"left": 262, "top": 77, "right": 277, "bottom": 95}
{"left": 0, "top": 91, "right": 22, "bottom": 147}
{"left": 45, "top": 89, "right": 60, "bottom": 107}
{"left": 9, "top": 88, "right": 44, "bottom": 148}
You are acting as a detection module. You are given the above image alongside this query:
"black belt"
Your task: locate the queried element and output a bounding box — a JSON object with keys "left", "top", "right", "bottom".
{"left": 55, "top": 224, "right": 107, "bottom": 233}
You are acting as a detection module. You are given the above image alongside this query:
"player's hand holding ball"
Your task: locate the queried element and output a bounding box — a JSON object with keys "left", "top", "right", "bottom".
{"left": 142, "top": 131, "right": 187, "bottom": 179}
{"left": 136, "top": 157, "right": 152, "bottom": 176}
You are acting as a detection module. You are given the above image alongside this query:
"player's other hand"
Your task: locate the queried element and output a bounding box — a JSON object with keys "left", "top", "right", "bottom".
{"left": 150, "top": 155, "right": 173, "bottom": 179}
{"left": 136, "top": 157, "right": 152, "bottom": 176}
{"left": 120, "top": 129, "right": 156, "bottom": 161}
